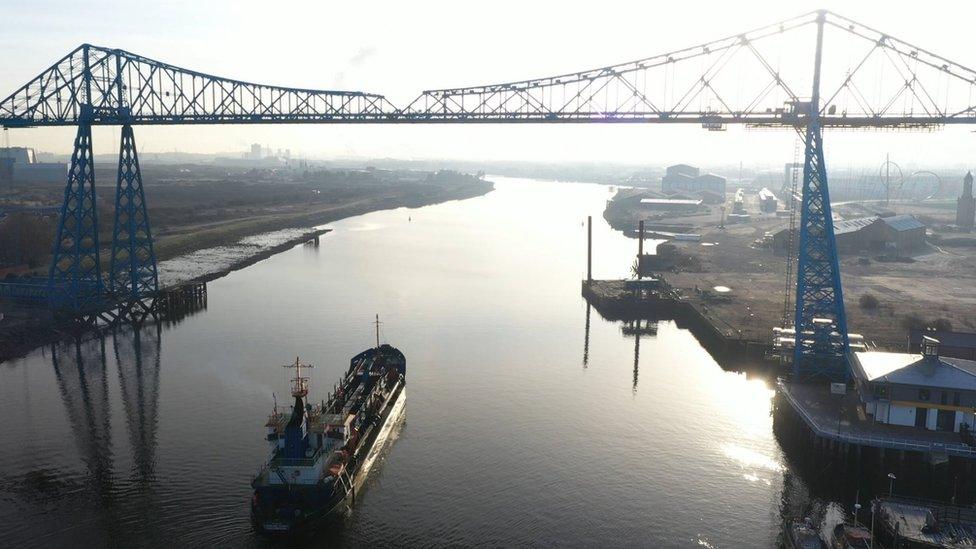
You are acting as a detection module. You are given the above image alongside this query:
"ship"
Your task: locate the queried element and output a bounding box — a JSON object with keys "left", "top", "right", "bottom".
{"left": 250, "top": 317, "right": 406, "bottom": 535}
{"left": 785, "top": 517, "right": 827, "bottom": 549}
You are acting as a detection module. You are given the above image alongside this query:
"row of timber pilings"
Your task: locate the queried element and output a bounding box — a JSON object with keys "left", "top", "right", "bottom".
{"left": 155, "top": 281, "right": 207, "bottom": 324}
{"left": 772, "top": 389, "right": 976, "bottom": 505}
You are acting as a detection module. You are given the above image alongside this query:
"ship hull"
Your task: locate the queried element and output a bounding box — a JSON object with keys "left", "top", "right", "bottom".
{"left": 252, "top": 380, "right": 406, "bottom": 535}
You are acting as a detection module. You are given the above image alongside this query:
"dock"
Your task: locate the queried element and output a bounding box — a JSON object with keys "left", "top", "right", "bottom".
{"left": 581, "top": 278, "right": 773, "bottom": 364}
{"left": 156, "top": 281, "right": 208, "bottom": 322}
{"left": 777, "top": 380, "right": 976, "bottom": 459}
{"left": 874, "top": 496, "right": 976, "bottom": 548}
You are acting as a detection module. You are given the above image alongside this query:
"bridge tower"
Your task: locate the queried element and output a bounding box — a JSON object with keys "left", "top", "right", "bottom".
{"left": 110, "top": 124, "right": 159, "bottom": 314}
{"left": 792, "top": 11, "right": 850, "bottom": 381}
{"left": 48, "top": 114, "right": 103, "bottom": 314}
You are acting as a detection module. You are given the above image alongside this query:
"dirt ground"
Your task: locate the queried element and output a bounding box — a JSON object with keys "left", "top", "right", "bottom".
{"left": 615, "top": 193, "right": 976, "bottom": 349}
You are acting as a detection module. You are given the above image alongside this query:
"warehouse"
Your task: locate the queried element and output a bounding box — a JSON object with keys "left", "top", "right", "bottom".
{"left": 661, "top": 164, "right": 727, "bottom": 195}
{"left": 770, "top": 215, "right": 925, "bottom": 254}
{"left": 639, "top": 198, "right": 703, "bottom": 212}
{"left": 878, "top": 214, "right": 926, "bottom": 253}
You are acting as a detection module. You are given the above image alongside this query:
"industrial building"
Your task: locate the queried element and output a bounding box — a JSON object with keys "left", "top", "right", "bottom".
{"left": 758, "top": 187, "right": 778, "bottom": 213}
{"left": 878, "top": 214, "right": 926, "bottom": 252}
{"left": 661, "top": 164, "right": 727, "bottom": 195}
{"left": 854, "top": 337, "right": 976, "bottom": 433}
{"left": 0, "top": 147, "right": 66, "bottom": 184}
{"left": 834, "top": 216, "right": 884, "bottom": 253}
{"left": 771, "top": 214, "right": 926, "bottom": 254}
{"left": 957, "top": 171, "right": 975, "bottom": 231}
{"left": 639, "top": 197, "right": 703, "bottom": 212}
{"left": 697, "top": 189, "right": 725, "bottom": 205}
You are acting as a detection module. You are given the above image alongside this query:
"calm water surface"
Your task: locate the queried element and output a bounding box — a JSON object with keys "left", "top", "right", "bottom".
{"left": 1, "top": 178, "right": 828, "bottom": 547}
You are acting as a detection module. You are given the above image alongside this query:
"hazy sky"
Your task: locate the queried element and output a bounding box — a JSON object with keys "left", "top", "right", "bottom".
{"left": 2, "top": 0, "right": 975, "bottom": 169}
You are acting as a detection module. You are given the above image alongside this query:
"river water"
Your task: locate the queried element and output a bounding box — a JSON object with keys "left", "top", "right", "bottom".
{"left": 0, "top": 177, "right": 836, "bottom": 547}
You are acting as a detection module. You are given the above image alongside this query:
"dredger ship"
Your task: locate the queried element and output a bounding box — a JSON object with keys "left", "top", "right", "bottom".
{"left": 250, "top": 322, "right": 405, "bottom": 534}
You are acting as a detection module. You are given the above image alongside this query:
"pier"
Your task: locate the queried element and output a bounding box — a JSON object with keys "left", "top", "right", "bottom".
{"left": 581, "top": 278, "right": 773, "bottom": 364}
{"left": 777, "top": 380, "right": 976, "bottom": 459}
{"left": 155, "top": 281, "right": 208, "bottom": 323}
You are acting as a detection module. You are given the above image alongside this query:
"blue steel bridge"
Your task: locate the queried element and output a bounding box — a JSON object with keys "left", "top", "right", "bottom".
{"left": 3, "top": 9, "right": 976, "bottom": 380}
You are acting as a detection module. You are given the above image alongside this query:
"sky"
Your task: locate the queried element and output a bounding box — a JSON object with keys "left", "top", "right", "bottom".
{"left": 1, "top": 0, "right": 975, "bottom": 169}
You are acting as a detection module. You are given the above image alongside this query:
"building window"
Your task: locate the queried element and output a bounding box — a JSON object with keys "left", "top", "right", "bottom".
{"left": 954, "top": 392, "right": 961, "bottom": 406}
{"left": 919, "top": 389, "right": 930, "bottom": 401}
{"left": 941, "top": 391, "right": 948, "bottom": 405}
{"left": 874, "top": 385, "right": 888, "bottom": 399}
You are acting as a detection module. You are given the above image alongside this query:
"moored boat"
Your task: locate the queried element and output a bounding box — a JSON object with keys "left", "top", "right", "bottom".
{"left": 786, "top": 517, "right": 827, "bottom": 549}
{"left": 831, "top": 522, "right": 873, "bottom": 549}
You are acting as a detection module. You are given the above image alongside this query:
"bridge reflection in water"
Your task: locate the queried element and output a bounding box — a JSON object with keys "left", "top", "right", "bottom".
{"left": 113, "top": 323, "right": 162, "bottom": 483}
{"left": 50, "top": 321, "right": 163, "bottom": 499}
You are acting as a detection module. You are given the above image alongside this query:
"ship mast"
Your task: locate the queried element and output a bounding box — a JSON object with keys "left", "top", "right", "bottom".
{"left": 374, "top": 314, "right": 382, "bottom": 349}
{"left": 283, "top": 356, "right": 314, "bottom": 398}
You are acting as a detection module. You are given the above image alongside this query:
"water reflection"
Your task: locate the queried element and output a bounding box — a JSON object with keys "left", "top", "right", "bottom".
{"left": 49, "top": 321, "right": 164, "bottom": 500}
{"left": 51, "top": 336, "right": 115, "bottom": 502}
{"left": 620, "top": 319, "right": 658, "bottom": 392}
{"left": 112, "top": 323, "right": 162, "bottom": 483}
{"left": 582, "top": 303, "right": 591, "bottom": 368}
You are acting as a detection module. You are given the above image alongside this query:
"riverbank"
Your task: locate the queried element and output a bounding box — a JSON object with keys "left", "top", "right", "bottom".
{"left": 150, "top": 175, "right": 495, "bottom": 265}
{"left": 0, "top": 178, "right": 494, "bottom": 362}
{"left": 0, "top": 166, "right": 494, "bottom": 278}
{"left": 601, "top": 189, "right": 976, "bottom": 348}
{"left": 155, "top": 175, "right": 493, "bottom": 286}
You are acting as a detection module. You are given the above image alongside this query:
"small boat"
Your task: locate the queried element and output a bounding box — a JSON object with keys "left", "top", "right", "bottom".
{"left": 786, "top": 518, "right": 826, "bottom": 549}
{"left": 830, "top": 522, "right": 873, "bottom": 549}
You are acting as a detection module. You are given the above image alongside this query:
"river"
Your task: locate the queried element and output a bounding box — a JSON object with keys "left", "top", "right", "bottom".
{"left": 0, "top": 177, "right": 837, "bottom": 547}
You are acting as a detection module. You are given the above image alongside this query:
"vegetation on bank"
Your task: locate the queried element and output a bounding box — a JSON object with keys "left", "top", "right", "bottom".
{"left": 0, "top": 167, "right": 491, "bottom": 277}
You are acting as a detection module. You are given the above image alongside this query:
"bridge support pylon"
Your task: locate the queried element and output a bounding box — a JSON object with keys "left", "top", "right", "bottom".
{"left": 110, "top": 124, "right": 158, "bottom": 320}
{"left": 792, "top": 10, "right": 850, "bottom": 382}
{"left": 48, "top": 121, "right": 103, "bottom": 314}
{"left": 792, "top": 123, "right": 850, "bottom": 381}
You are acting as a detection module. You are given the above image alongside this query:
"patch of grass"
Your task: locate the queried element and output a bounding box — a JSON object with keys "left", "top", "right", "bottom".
{"left": 859, "top": 293, "right": 880, "bottom": 310}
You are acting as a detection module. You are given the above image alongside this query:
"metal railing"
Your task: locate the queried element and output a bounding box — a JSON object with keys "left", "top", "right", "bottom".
{"left": 778, "top": 380, "right": 976, "bottom": 458}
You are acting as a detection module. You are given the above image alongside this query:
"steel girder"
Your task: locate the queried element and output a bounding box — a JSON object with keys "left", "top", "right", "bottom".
{"left": 110, "top": 124, "right": 158, "bottom": 304}
{"left": 0, "top": 44, "right": 394, "bottom": 128}
{"left": 3, "top": 11, "right": 976, "bottom": 128}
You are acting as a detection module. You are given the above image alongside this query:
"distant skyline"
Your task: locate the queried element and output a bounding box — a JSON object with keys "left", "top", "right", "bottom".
{"left": 2, "top": 0, "right": 976, "bottom": 167}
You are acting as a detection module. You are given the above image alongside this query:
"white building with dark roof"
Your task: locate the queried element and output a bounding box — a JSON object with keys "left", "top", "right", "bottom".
{"left": 853, "top": 337, "right": 976, "bottom": 433}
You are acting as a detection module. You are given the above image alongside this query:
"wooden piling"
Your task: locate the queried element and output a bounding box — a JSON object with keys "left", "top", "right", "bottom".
{"left": 638, "top": 220, "right": 644, "bottom": 257}
{"left": 587, "top": 215, "right": 592, "bottom": 283}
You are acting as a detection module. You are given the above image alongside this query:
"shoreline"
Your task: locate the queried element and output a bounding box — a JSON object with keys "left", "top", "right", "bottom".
{"left": 0, "top": 180, "right": 494, "bottom": 363}
{"left": 157, "top": 176, "right": 492, "bottom": 287}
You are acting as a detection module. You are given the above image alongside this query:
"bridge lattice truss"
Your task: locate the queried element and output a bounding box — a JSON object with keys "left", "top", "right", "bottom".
{"left": 2, "top": 11, "right": 976, "bottom": 128}
{"left": 2, "top": 10, "right": 975, "bottom": 380}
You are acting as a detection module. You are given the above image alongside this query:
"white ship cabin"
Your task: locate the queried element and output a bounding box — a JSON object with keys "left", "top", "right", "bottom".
{"left": 262, "top": 406, "right": 356, "bottom": 485}
{"left": 852, "top": 337, "right": 976, "bottom": 433}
